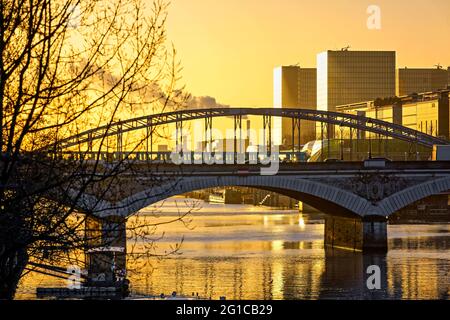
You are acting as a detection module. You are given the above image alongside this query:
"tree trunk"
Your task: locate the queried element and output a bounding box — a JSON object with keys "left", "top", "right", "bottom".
{"left": 0, "top": 246, "right": 29, "bottom": 300}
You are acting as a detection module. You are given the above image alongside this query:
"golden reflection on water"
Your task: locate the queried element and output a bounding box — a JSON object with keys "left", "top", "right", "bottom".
{"left": 15, "top": 198, "right": 450, "bottom": 300}
{"left": 298, "top": 213, "right": 306, "bottom": 230}
{"left": 127, "top": 243, "right": 326, "bottom": 300}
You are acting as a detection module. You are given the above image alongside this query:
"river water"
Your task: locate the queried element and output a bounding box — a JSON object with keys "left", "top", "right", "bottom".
{"left": 16, "top": 197, "right": 450, "bottom": 300}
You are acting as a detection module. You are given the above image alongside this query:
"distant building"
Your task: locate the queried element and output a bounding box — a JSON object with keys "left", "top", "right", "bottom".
{"left": 317, "top": 50, "right": 396, "bottom": 113}
{"left": 397, "top": 67, "right": 449, "bottom": 96}
{"left": 336, "top": 90, "right": 450, "bottom": 139}
{"left": 298, "top": 68, "right": 317, "bottom": 108}
{"left": 316, "top": 50, "right": 396, "bottom": 138}
{"left": 448, "top": 67, "right": 450, "bottom": 88}
{"left": 273, "top": 66, "right": 316, "bottom": 147}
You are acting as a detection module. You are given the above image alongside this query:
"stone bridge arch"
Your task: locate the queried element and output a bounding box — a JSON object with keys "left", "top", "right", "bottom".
{"left": 378, "top": 176, "right": 450, "bottom": 216}
{"left": 92, "top": 176, "right": 379, "bottom": 219}
{"left": 72, "top": 171, "right": 450, "bottom": 252}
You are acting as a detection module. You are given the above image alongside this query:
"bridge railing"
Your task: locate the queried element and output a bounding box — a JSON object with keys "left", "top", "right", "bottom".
{"left": 49, "top": 151, "right": 309, "bottom": 164}
{"left": 48, "top": 149, "right": 432, "bottom": 164}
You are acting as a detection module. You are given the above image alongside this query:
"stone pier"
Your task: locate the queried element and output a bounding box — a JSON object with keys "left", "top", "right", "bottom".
{"left": 324, "top": 215, "right": 387, "bottom": 252}
{"left": 85, "top": 215, "right": 128, "bottom": 294}
{"left": 36, "top": 216, "right": 130, "bottom": 299}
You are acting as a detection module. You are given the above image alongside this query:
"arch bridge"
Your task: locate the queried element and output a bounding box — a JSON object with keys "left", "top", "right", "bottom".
{"left": 52, "top": 107, "right": 448, "bottom": 154}
{"left": 74, "top": 161, "right": 450, "bottom": 253}
{"left": 47, "top": 108, "right": 450, "bottom": 254}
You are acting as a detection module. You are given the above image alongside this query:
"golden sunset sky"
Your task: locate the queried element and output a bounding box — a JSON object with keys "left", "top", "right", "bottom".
{"left": 166, "top": 0, "right": 450, "bottom": 107}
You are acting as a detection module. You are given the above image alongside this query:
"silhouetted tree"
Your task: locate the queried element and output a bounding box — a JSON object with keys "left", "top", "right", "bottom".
{"left": 0, "top": 0, "right": 189, "bottom": 299}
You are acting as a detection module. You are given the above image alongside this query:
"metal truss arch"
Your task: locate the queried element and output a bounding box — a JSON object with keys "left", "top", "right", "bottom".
{"left": 51, "top": 107, "right": 450, "bottom": 150}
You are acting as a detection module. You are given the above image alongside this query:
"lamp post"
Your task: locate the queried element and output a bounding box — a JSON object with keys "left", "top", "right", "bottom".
{"left": 367, "top": 119, "right": 373, "bottom": 159}
{"left": 339, "top": 122, "right": 344, "bottom": 161}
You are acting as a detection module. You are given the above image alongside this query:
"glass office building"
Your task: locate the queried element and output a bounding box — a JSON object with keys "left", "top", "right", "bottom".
{"left": 336, "top": 90, "right": 450, "bottom": 139}
{"left": 397, "top": 67, "right": 449, "bottom": 96}
{"left": 316, "top": 50, "right": 396, "bottom": 138}
{"left": 273, "top": 66, "right": 316, "bottom": 147}
{"left": 448, "top": 67, "right": 450, "bottom": 88}
{"left": 317, "top": 50, "right": 396, "bottom": 112}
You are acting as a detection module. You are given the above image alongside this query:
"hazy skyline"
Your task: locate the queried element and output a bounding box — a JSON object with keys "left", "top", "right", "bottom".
{"left": 166, "top": 0, "right": 450, "bottom": 107}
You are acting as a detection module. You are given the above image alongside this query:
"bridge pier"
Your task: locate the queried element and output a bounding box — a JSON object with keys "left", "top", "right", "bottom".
{"left": 85, "top": 216, "right": 129, "bottom": 297}
{"left": 324, "top": 215, "right": 387, "bottom": 252}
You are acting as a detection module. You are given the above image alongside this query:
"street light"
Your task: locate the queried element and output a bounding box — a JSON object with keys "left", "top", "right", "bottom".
{"left": 367, "top": 119, "right": 373, "bottom": 159}
{"left": 339, "top": 122, "right": 344, "bottom": 161}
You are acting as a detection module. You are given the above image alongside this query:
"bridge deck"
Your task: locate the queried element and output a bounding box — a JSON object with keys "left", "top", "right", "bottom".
{"left": 127, "top": 161, "right": 450, "bottom": 174}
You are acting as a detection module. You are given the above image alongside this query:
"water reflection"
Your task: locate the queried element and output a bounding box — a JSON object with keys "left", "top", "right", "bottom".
{"left": 318, "top": 249, "right": 388, "bottom": 299}
{"left": 15, "top": 198, "right": 450, "bottom": 300}
{"left": 129, "top": 248, "right": 326, "bottom": 300}
{"left": 298, "top": 213, "right": 306, "bottom": 230}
